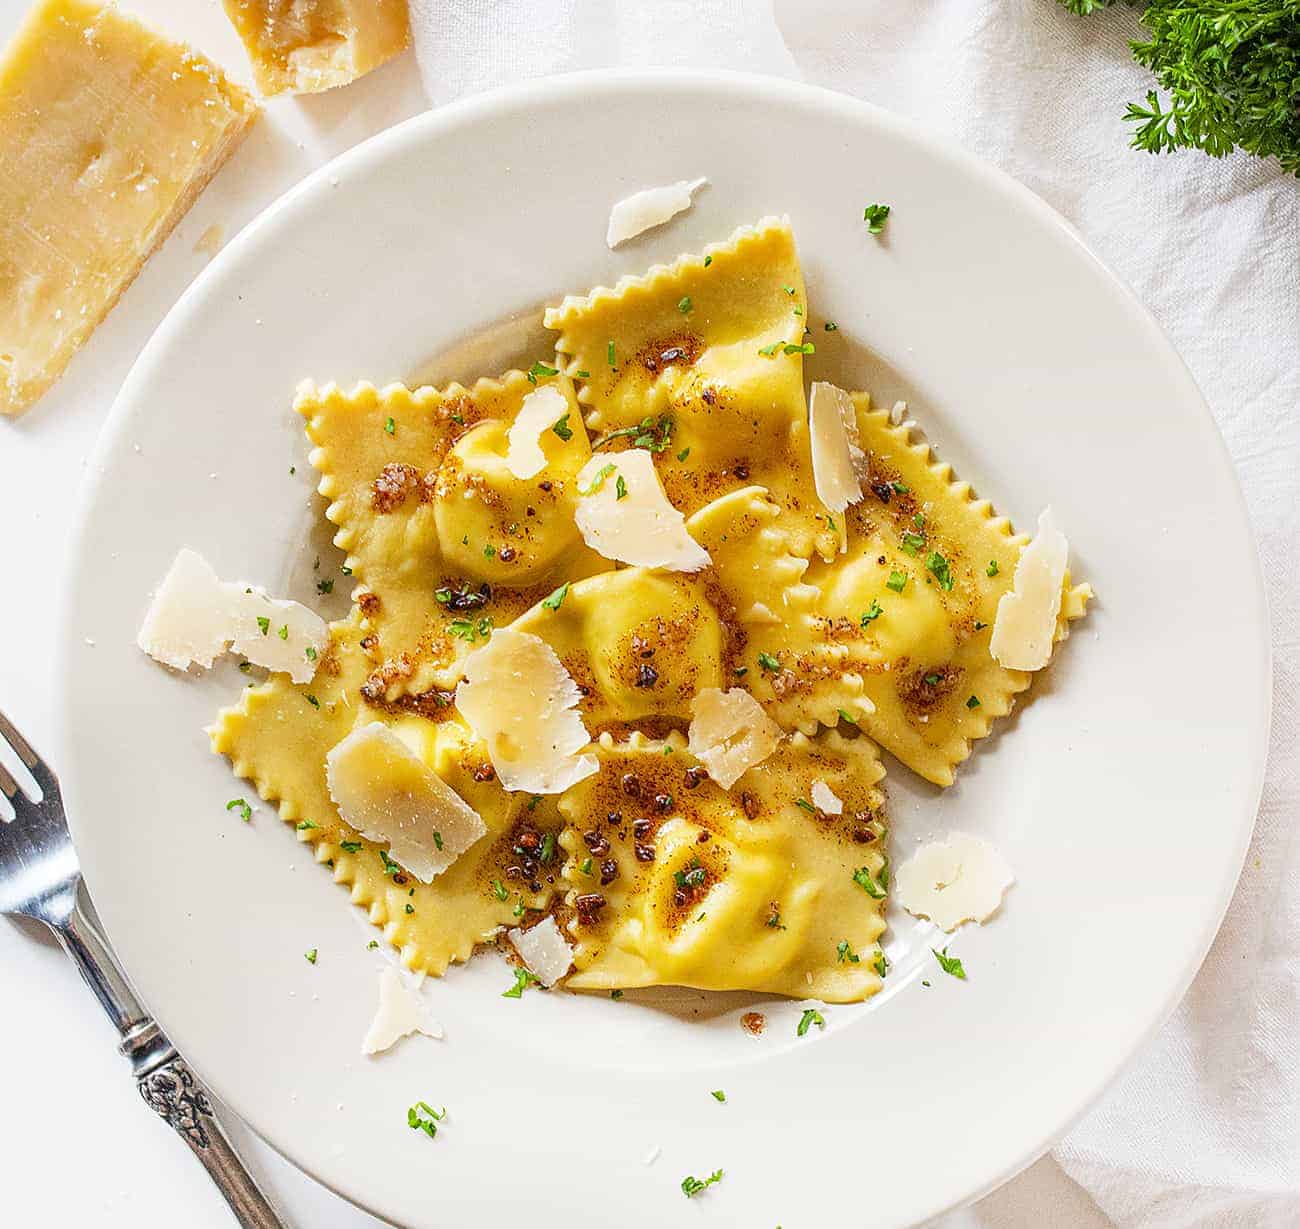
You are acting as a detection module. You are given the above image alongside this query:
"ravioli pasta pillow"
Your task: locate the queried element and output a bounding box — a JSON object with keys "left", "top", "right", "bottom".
{"left": 299, "top": 372, "right": 611, "bottom": 702}
{"left": 557, "top": 730, "right": 889, "bottom": 1002}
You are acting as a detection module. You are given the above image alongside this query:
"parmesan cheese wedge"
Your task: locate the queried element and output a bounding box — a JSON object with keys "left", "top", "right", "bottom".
{"left": 325, "top": 723, "right": 487, "bottom": 882}
{"left": 505, "top": 384, "right": 568, "bottom": 480}
{"left": 895, "top": 832, "right": 1014, "bottom": 932}
{"left": 361, "top": 967, "right": 443, "bottom": 1056}
{"left": 809, "top": 382, "right": 866, "bottom": 548}
{"left": 810, "top": 780, "right": 843, "bottom": 815}
{"left": 456, "top": 629, "right": 599, "bottom": 794}
{"left": 507, "top": 916, "right": 573, "bottom": 987}
{"left": 606, "top": 178, "right": 707, "bottom": 248}
{"left": 573, "top": 449, "right": 710, "bottom": 572}
{"left": 137, "top": 549, "right": 327, "bottom": 683}
{"left": 688, "top": 687, "right": 783, "bottom": 790}
{"left": 990, "top": 508, "right": 1069, "bottom": 671}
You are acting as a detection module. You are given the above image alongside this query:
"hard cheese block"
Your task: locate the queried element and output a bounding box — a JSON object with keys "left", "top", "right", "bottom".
{"left": 221, "top": 0, "right": 410, "bottom": 96}
{"left": 0, "top": 0, "right": 258, "bottom": 415}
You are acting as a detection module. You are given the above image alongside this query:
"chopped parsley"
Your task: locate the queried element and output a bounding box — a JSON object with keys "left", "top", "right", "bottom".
{"left": 872, "top": 948, "right": 889, "bottom": 978}
{"left": 615, "top": 473, "right": 628, "bottom": 500}
{"left": 502, "top": 967, "right": 540, "bottom": 999}
{"left": 681, "top": 1169, "right": 724, "bottom": 1198}
{"left": 863, "top": 202, "right": 891, "bottom": 233}
{"left": 305, "top": 694, "right": 320, "bottom": 709}
{"left": 861, "top": 599, "right": 884, "bottom": 626}
{"left": 926, "top": 550, "right": 955, "bottom": 591}
{"left": 900, "top": 531, "right": 926, "bottom": 556}
{"left": 924, "top": 673, "right": 941, "bottom": 686}
{"left": 405, "top": 903, "right": 415, "bottom": 914}
{"left": 758, "top": 342, "right": 782, "bottom": 357}
{"left": 607, "top": 340, "right": 616, "bottom": 366}
{"left": 837, "top": 940, "right": 860, "bottom": 964}
{"left": 824, "top": 321, "right": 838, "bottom": 331}
{"left": 967, "top": 695, "right": 981, "bottom": 709}
{"left": 379, "top": 849, "right": 402, "bottom": 878}
{"left": 256, "top": 616, "right": 270, "bottom": 636}
{"left": 837, "top": 708, "right": 859, "bottom": 725}
{"left": 433, "top": 832, "right": 444, "bottom": 850}
{"left": 673, "top": 859, "right": 707, "bottom": 891}
{"left": 933, "top": 947, "right": 967, "bottom": 980}
{"left": 483, "top": 544, "right": 496, "bottom": 559}
{"left": 542, "top": 582, "right": 569, "bottom": 611}
{"left": 384, "top": 416, "right": 396, "bottom": 435}
{"left": 316, "top": 578, "right": 334, "bottom": 595}
{"left": 527, "top": 360, "right": 558, "bottom": 384}
{"left": 551, "top": 413, "right": 573, "bottom": 441}
{"left": 578, "top": 462, "right": 617, "bottom": 496}
{"left": 676, "top": 447, "right": 691, "bottom": 463}
{"left": 610, "top": 989, "right": 624, "bottom": 1000}
{"left": 538, "top": 832, "right": 557, "bottom": 865}
{"left": 304, "top": 948, "right": 317, "bottom": 964}
{"left": 277, "top": 623, "right": 289, "bottom": 641}
{"left": 885, "top": 570, "right": 908, "bottom": 593}
{"left": 367, "top": 940, "right": 379, "bottom": 950}
{"left": 795, "top": 797, "right": 816, "bottom": 814}
{"left": 579, "top": 856, "right": 593, "bottom": 876}
{"left": 226, "top": 798, "right": 252, "bottom": 822}
{"left": 407, "top": 1101, "right": 445, "bottom": 1139}
{"left": 783, "top": 285, "right": 796, "bottom": 296}
{"left": 892, "top": 481, "right": 909, "bottom": 495}
{"left": 678, "top": 295, "right": 693, "bottom": 314}
{"left": 593, "top": 414, "right": 674, "bottom": 453}
{"left": 703, "top": 254, "right": 713, "bottom": 267}
{"left": 853, "top": 866, "right": 886, "bottom": 899}
{"left": 340, "top": 840, "right": 362, "bottom": 853}
{"left": 296, "top": 820, "right": 318, "bottom": 831}
{"left": 987, "top": 559, "right": 1000, "bottom": 577}
{"left": 491, "top": 878, "right": 508, "bottom": 901}
{"left": 448, "top": 618, "right": 481, "bottom": 642}
{"left": 574, "top": 369, "right": 591, "bottom": 379}
{"left": 757, "top": 651, "right": 781, "bottom": 671}
{"left": 305, "top": 646, "right": 317, "bottom": 661}
{"left": 783, "top": 342, "right": 815, "bottom": 355}
{"left": 238, "top": 661, "right": 252, "bottom": 673}
{"left": 797, "top": 1008, "right": 826, "bottom": 1036}
{"left": 710, "top": 1089, "right": 726, "bottom": 1103}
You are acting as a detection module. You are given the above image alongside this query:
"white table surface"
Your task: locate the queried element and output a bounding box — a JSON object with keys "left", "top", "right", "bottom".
{"left": 0, "top": 3, "right": 1120, "bottom": 1225}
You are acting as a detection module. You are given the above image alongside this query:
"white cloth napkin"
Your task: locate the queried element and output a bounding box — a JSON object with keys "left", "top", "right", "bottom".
{"left": 409, "top": 4, "right": 1300, "bottom": 1226}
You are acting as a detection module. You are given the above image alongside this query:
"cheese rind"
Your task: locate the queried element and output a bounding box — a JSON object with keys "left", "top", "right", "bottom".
{"left": 456, "top": 629, "right": 599, "bottom": 794}
{"left": 325, "top": 723, "right": 487, "bottom": 882}
{"left": 895, "top": 832, "right": 1014, "bottom": 931}
{"left": 507, "top": 916, "right": 573, "bottom": 987}
{"left": 0, "top": 0, "right": 258, "bottom": 415}
{"left": 687, "top": 687, "right": 783, "bottom": 790}
{"left": 606, "top": 178, "right": 707, "bottom": 248}
{"left": 221, "top": 0, "right": 410, "bottom": 96}
{"left": 573, "top": 449, "right": 710, "bottom": 572}
{"left": 361, "top": 966, "right": 442, "bottom": 1056}
{"left": 990, "top": 508, "right": 1069, "bottom": 671}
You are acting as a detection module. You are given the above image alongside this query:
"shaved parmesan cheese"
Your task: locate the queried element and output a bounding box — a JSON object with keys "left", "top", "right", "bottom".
{"left": 688, "top": 687, "right": 782, "bottom": 790}
{"left": 362, "top": 967, "right": 443, "bottom": 1056}
{"left": 456, "top": 629, "right": 599, "bottom": 794}
{"left": 990, "top": 508, "right": 1068, "bottom": 671}
{"left": 325, "top": 723, "right": 487, "bottom": 882}
{"left": 137, "top": 548, "right": 327, "bottom": 683}
{"left": 895, "top": 832, "right": 1014, "bottom": 932}
{"left": 505, "top": 384, "right": 568, "bottom": 480}
{"left": 573, "top": 449, "right": 710, "bottom": 572}
{"left": 810, "top": 780, "right": 843, "bottom": 815}
{"left": 606, "top": 177, "right": 707, "bottom": 248}
{"left": 229, "top": 590, "right": 330, "bottom": 684}
{"left": 743, "top": 601, "right": 782, "bottom": 625}
{"left": 137, "top": 548, "right": 237, "bottom": 671}
{"left": 809, "top": 382, "right": 867, "bottom": 531}
{"left": 507, "top": 916, "right": 573, "bottom": 987}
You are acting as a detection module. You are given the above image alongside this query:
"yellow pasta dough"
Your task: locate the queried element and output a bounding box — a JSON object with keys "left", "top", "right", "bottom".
{"left": 557, "top": 730, "right": 888, "bottom": 1001}
{"left": 209, "top": 618, "right": 564, "bottom": 974}
{"left": 546, "top": 217, "right": 835, "bottom": 560}
{"left": 299, "top": 372, "right": 611, "bottom": 701}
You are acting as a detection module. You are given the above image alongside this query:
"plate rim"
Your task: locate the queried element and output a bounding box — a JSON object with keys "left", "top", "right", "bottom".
{"left": 56, "top": 67, "right": 1272, "bottom": 1226}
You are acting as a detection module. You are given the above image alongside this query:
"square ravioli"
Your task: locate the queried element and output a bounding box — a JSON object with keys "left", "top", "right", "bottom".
{"left": 299, "top": 372, "right": 611, "bottom": 701}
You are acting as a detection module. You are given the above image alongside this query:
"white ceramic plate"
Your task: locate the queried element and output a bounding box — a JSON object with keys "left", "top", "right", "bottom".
{"left": 57, "top": 71, "right": 1269, "bottom": 1228}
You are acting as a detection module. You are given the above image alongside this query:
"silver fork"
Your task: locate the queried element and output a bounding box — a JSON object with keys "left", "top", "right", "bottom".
{"left": 0, "top": 707, "right": 285, "bottom": 1228}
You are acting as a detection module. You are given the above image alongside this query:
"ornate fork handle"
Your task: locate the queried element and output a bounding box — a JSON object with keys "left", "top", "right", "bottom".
{"left": 58, "top": 900, "right": 286, "bottom": 1228}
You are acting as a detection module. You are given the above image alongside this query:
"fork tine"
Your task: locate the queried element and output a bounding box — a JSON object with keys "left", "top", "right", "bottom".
{"left": 0, "top": 755, "right": 16, "bottom": 802}
{"left": 0, "top": 708, "right": 37, "bottom": 770}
